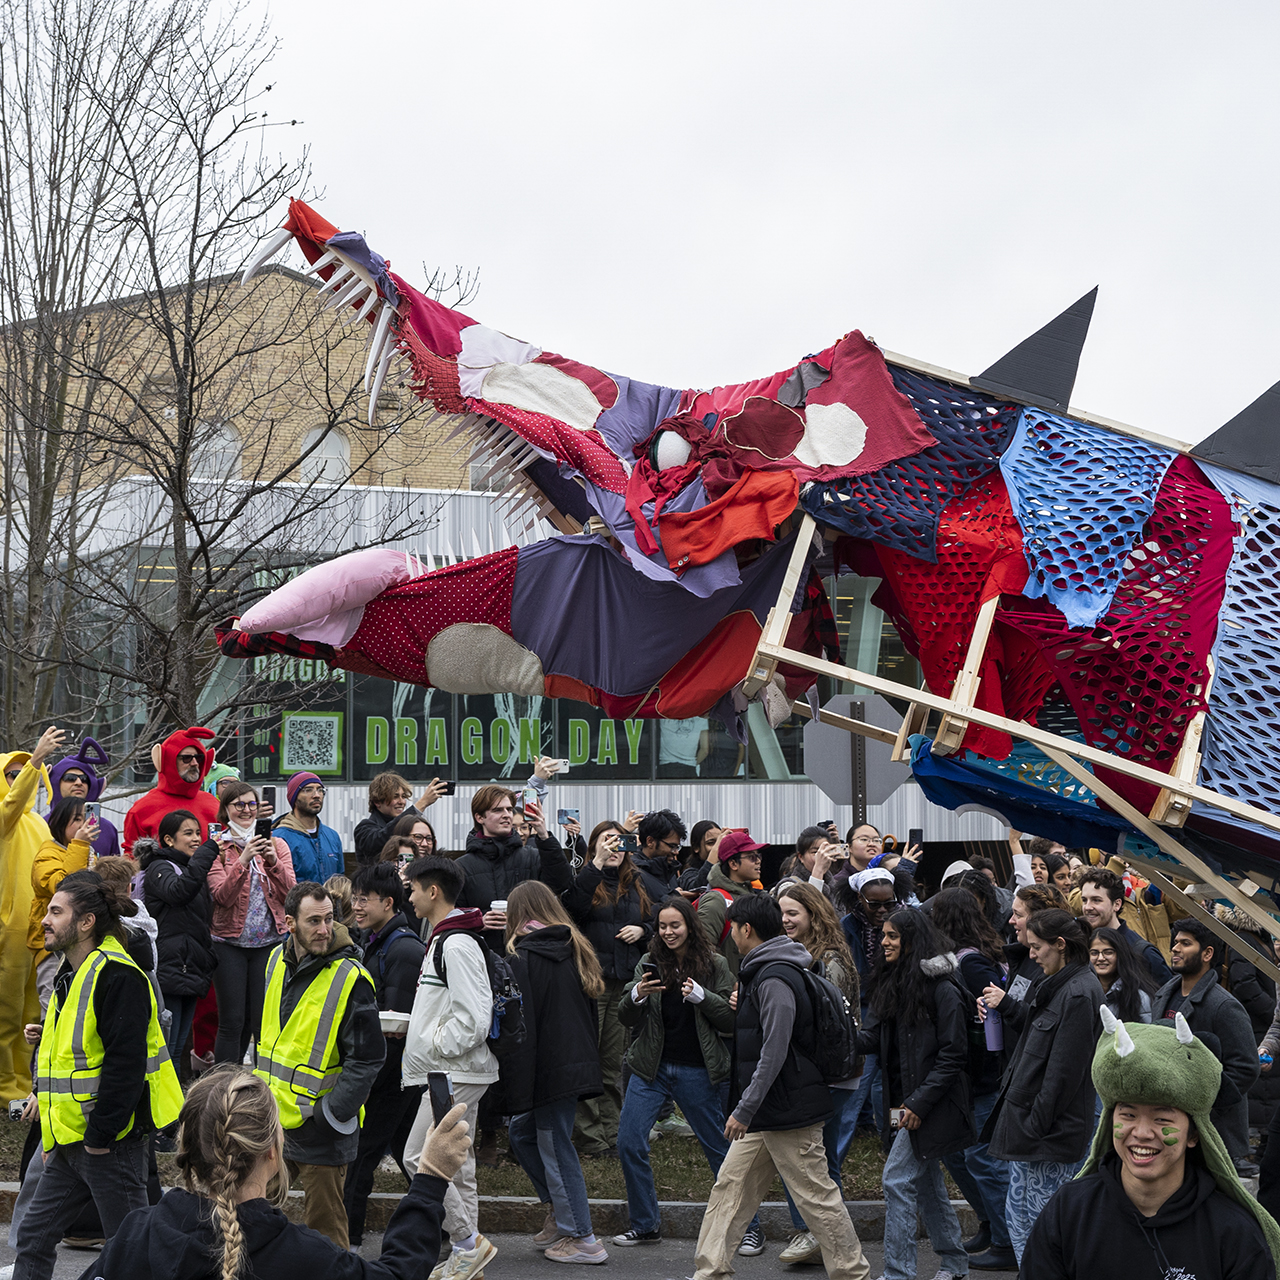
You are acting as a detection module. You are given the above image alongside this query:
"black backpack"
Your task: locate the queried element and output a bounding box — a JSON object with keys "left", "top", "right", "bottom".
{"left": 431, "top": 930, "right": 527, "bottom": 1059}
{"left": 758, "top": 960, "right": 861, "bottom": 1084}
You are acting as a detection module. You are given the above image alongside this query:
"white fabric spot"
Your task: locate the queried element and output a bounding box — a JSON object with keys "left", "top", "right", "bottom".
{"left": 479, "top": 361, "right": 604, "bottom": 432}
{"left": 653, "top": 430, "right": 693, "bottom": 470}
{"left": 792, "top": 401, "right": 869, "bottom": 468}
{"left": 456, "top": 324, "right": 543, "bottom": 398}
{"left": 425, "top": 623, "right": 545, "bottom": 695}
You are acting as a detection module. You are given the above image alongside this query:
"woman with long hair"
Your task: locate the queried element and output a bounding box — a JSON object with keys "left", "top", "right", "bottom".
{"left": 980, "top": 882, "right": 1068, "bottom": 1044}
{"left": 1089, "top": 926, "right": 1155, "bottom": 1023}
{"left": 391, "top": 812, "right": 436, "bottom": 858}
{"left": 138, "top": 809, "right": 219, "bottom": 1067}
{"left": 83, "top": 1065, "right": 472, "bottom": 1280}
{"left": 774, "top": 882, "right": 863, "bottom": 1266}
{"left": 855, "top": 906, "right": 973, "bottom": 1280}
{"left": 565, "top": 820, "right": 652, "bottom": 1158}
{"left": 503, "top": 880, "right": 609, "bottom": 1263}
{"left": 611, "top": 895, "right": 736, "bottom": 1247}
{"left": 677, "top": 820, "right": 723, "bottom": 893}
{"left": 28, "top": 796, "right": 99, "bottom": 1005}
{"left": 929, "top": 887, "right": 1014, "bottom": 1268}
{"left": 206, "top": 782, "right": 295, "bottom": 1064}
{"left": 984, "top": 908, "right": 1104, "bottom": 1265}
{"left": 1031, "top": 850, "right": 1072, "bottom": 895}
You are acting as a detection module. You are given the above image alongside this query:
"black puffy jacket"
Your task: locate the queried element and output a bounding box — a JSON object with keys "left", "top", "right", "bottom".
{"left": 455, "top": 830, "right": 573, "bottom": 952}
{"left": 564, "top": 864, "right": 653, "bottom": 981}
{"left": 140, "top": 840, "right": 218, "bottom": 998}
{"left": 631, "top": 852, "right": 679, "bottom": 909}
{"left": 504, "top": 926, "right": 603, "bottom": 1113}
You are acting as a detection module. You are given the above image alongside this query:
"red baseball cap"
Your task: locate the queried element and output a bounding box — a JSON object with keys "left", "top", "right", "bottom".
{"left": 718, "top": 830, "right": 766, "bottom": 862}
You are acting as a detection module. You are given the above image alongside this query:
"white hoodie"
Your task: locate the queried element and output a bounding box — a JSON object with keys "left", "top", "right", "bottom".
{"left": 401, "top": 910, "right": 499, "bottom": 1087}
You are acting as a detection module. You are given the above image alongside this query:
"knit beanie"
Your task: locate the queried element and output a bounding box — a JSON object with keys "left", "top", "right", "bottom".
{"left": 286, "top": 772, "right": 324, "bottom": 807}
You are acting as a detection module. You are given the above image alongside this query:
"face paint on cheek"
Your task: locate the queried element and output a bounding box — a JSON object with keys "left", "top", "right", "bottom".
{"left": 1113, "top": 1124, "right": 1125, "bottom": 1137}
{"left": 1161, "top": 1126, "right": 1180, "bottom": 1146}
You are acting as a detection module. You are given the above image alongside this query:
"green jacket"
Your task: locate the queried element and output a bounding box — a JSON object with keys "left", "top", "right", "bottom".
{"left": 619, "top": 952, "right": 737, "bottom": 1085}
{"left": 695, "top": 862, "right": 759, "bottom": 976}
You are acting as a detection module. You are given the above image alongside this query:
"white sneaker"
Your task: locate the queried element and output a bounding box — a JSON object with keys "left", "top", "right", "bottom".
{"left": 444, "top": 1235, "right": 498, "bottom": 1280}
{"left": 778, "top": 1231, "right": 821, "bottom": 1264}
{"left": 929, "top": 1272, "right": 961, "bottom": 1280}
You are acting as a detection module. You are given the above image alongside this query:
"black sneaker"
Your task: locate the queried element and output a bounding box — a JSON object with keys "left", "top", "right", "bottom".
{"left": 738, "top": 1225, "right": 765, "bottom": 1256}
{"left": 611, "top": 1228, "right": 662, "bottom": 1246}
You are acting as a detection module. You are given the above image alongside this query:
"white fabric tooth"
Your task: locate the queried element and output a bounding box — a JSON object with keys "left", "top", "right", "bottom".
{"left": 352, "top": 290, "right": 380, "bottom": 324}
{"left": 1099, "top": 1005, "right": 1118, "bottom": 1035}
{"left": 241, "top": 226, "right": 293, "bottom": 285}
{"left": 1115, "top": 1022, "right": 1136, "bottom": 1059}
{"left": 367, "top": 346, "right": 394, "bottom": 425}
{"left": 317, "top": 263, "right": 353, "bottom": 296}
{"left": 471, "top": 529, "right": 485, "bottom": 560}
{"left": 325, "top": 275, "right": 366, "bottom": 311}
{"left": 304, "top": 249, "right": 340, "bottom": 279}
{"left": 364, "top": 305, "right": 393, "bottom": 391}
{"left": 339, "top": 285, "right": 374, "bottom": 325}
{"left": 1175, "top": 1012, "right": 1194, "bottom": 1045}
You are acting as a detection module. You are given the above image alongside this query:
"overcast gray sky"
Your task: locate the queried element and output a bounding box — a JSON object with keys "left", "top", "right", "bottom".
{"left": 257, "top": 0, "right": 1280, "bottom": 446}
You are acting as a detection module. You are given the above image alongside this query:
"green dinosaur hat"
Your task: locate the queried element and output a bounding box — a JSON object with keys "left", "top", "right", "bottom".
{"left": 1085, "top": 1007, "right": 1280, "bottom": 1267}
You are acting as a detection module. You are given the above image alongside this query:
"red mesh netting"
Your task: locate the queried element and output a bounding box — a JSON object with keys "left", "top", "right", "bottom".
{"left": 874, "top": 474, "right": 1053, "bottom": 759}
{"left": 398, "top": 321, "right": 468, "bottom": 414}
{"left": 999, "top": 454, "right": 1235, "bottom": 811}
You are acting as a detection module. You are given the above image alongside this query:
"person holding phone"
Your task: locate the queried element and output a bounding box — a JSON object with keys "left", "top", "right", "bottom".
{"left": 564, "top": 822, "right": 653, "bottom": 1158}
{"left": 43, "top": 737, "right": 120, "bottom": 861}
{"left": 206, "top": 782, "right": 295, "bottom": 1065}
{"left": 354, "top": 772, "right": 450, "bottom": 866}
{"left": 613, "top": 896, "right": 736, "bottom": 1247}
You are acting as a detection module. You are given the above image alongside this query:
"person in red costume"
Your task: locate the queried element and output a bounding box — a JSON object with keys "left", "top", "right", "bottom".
{"left": 123, "top": 728, "right": 221, "bottom": 856}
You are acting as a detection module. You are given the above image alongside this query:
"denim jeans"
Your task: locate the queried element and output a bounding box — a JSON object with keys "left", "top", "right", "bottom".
{"left": 619, "top": 1063, "right": 732, "bottom": 1234}
{"left": 163, "top": 993, "right": 198, "bottom": 1067}
{"left": 14, "top": 1139, "right": 149, "bottom": 1280}
{"left": 941, "top": 1089, "right": 1010, "bottom": 1248}
{"left": 1005, "top": 1157, "right": 1084, "bottom": 1265}
{"left": 508, "top": 1098, "right": 594, "bottom": 1239}
{"left": 881, "top": 1127, "right": 967, "bottom": 1280}
{"left": 849, "top": 1052, "right": 882, "bottom": 1132}
{"left": 786, "top": 1085, "right": 860, "bottom": 1229}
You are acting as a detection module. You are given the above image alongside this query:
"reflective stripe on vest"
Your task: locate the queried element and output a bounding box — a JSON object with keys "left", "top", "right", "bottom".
{"left": 36, "top": 935, "right": 184, "bottom": 1150}
{"left": 254, "top": 944, "right": 371, "bottom": 1129}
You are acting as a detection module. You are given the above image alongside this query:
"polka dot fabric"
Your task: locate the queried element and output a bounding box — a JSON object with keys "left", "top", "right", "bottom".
{"left": 999, "top": 455, "right": 1235, "bottom": 812}
{"left": 800, "top": 368, "right": 1020, "bottom": 560}
{"left": 1196, "top": 464, "right": 1280, "bottom": 826}
{"left": 346, "top": 547, "right": 519, "bottom": 685}
{"left": 999, "top": 409, "right": 1177, "bottom": 629}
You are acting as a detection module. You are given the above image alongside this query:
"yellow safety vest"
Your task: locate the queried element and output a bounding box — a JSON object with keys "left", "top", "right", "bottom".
{"left": 36, "top": 934, "right": 183, "bottom": 1151}
{"left": 255, "top": 942, "right": 372, "bottom": 1130}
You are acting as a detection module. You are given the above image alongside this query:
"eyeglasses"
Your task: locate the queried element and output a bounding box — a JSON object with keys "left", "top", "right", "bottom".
{"left": 176, "top": 752, "right": 202, "bottom": 765}
{"left": 658, "top": 838, "right": 681, "bottom": 852}
{"left": 229, "top": 799, "right": 258, "bottom": 811}
{"left": 62, "top": 773, "right": 89, "bottom": 785}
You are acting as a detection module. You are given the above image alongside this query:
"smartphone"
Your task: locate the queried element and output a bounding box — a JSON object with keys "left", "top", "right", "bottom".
{"left": 889, "top": 1107, "right": 906, "bottom": 1130}
{"left": 82, "top": 802, "right": 100, "bottom": 824}
{"left": 556, "top": 758, "right": 570, "bottom": 774}
{"left": 260, "top": 785, "right": 277, "bottom": 809}
{"left": 442, "top": 780, "right": 457, "bottom": 796}
{"left": 619, "top": 833, "right": 641, "bottom": 853}
{"left": 640, "top": 959, "right": 661, "bottom": 984}
{"left": 908, "top": 827, "right": 923, "bottom": 848}
{"left": 557, "top": 808, "right": 580, "bottom": 827}
{"left": 521, "top": 786, "right": 539, "bottom": 808}
{"left": 427, "top": 1070, "right": 454, "bottom": 1126}
{"left": 254, "top": 816, "right": 274, "bottom": 840}
{"left": 208, "top": 822, "right": 224, "bottom": 841}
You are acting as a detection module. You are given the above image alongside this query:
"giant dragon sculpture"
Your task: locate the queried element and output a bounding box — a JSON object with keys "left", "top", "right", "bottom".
{"left": 219, "top": 198, "right": 1280, "bottom": 919}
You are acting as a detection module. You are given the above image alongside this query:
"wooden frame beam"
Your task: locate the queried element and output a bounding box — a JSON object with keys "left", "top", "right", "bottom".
{"left": 789, "top": 699, "right": 898, "bottom": 747}
{"left": 934, "top": 595, "right": 999, "bottom": 756}
{"left": 1149, "top": 656, "right": 1216, "bottom": 827}
{"left": 741, "top": 513, "right": 818, "bottom": 698}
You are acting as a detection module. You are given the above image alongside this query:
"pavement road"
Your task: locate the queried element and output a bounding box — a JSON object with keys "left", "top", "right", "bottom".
{"left": 0, "top": 1230, "right": 1020, "bottom": 1279}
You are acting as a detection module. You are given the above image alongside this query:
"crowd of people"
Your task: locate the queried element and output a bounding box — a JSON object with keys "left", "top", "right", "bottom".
{"left": 0, "top": 723, "right": 1279, "bottom": 1279}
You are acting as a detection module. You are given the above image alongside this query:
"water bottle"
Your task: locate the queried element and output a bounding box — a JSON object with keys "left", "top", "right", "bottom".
{"left": 983, "top": 1000, "right": 1004, "bottom": 1052}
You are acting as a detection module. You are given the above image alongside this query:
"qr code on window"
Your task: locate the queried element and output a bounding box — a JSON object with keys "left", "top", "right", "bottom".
{"left": 281, "top": 713, "right": 343, "bottom": 774}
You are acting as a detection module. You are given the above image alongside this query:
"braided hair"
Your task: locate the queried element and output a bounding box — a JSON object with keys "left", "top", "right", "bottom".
{"left": 176, "top": 1067, "right": 288, "bottom": 1280}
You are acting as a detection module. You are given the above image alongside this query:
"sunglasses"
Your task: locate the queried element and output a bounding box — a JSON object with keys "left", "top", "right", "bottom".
{"left": 62, "top": 773, "right": 90, "bottom": 784}
{"left": 4, "top": 770, "right": 21, "bottom": 783}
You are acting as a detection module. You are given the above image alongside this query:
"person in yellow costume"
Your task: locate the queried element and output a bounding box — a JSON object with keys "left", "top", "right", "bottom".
{"left": 0, "top": 725, "right": 65, "bottom": 1103}
{"left": 13, "top": 869, "right": 182, "bottom": 1280}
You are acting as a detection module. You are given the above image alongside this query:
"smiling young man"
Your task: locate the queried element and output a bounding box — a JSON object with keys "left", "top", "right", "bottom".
{"left": 1077, "top": 867, "right": 1173, "bottom": 986}
{"left": 1022, "top": 1017, "right": 1279, "bottom": 1278}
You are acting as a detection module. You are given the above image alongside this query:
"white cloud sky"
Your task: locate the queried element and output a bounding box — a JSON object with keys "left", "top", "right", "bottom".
{"left": 255, "top": 0, "right": 1280, "bottom": 445}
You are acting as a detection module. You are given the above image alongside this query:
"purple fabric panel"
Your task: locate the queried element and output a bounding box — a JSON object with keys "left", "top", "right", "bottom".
{"left": 525, "top": 458, "right": 597, "bottom": 525}
{"left": 324, "top": 230, "right": 401, "bottom": 310}
{"left": 592, "top": 374, "right": 683, "bottom": 462}
{"left": 580, "top": 480, "right": 740, "bottom": 597}
{"left": 510, "top": 531, "right": 802, "bottom": 696}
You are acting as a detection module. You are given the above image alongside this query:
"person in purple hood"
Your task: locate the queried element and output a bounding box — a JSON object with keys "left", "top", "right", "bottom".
{"left": 44, "top": 738, "right": 119, "bottom": 861}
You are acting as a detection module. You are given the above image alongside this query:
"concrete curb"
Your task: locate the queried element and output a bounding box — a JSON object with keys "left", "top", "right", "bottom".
{"left": 0, "top": 1183, "right": 977, "bottom": 1239}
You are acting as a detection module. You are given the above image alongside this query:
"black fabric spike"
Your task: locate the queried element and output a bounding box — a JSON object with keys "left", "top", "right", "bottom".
{"left": 1191, "top": 379, "right": 1280, "bottom": 484}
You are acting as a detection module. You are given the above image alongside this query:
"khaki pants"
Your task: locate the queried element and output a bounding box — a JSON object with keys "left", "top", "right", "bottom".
{"left": 287, "top": 1161, "right": 348, "bottom": 1250}
{"left": 693, "top": 1125, "right": 870, "bottom": 1280}
{"left": 405, "top": 1080, "right": 489, "bottom": 1240}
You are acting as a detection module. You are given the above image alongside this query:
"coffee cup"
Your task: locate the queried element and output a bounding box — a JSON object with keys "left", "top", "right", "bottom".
{"left": 490, "top": 899, "right": 508, "bottom": 913}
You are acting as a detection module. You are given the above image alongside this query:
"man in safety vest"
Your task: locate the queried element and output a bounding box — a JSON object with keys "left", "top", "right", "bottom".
{"left": 256, "top": 880, "right": 384, "bottom": 1249}
{"left": 13, "top": 869, "right": 182, "bottom": 1280}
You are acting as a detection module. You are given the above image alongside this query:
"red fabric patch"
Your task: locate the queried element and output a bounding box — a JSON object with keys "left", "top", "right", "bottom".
{"left": 534, "top": 352, "right": 619, "bottom": 413}
{"left": 390, "top": 274, "right": 473, "bottom": 359}
{"left": 468, "top": 398, "right": 630, "bottom": 494}
{"left": 659, "top": 470, "right": 800, "bottom": 570}
{"left": 720, "top": 397, "right": 807, "bottom": 461}
{"left": 284, "top": 198, "right": 339, "bottom": 258}
{"left": 346, "top": 548, "right": 519, "bottom": 685}
{"left": 1000, "top": 455, "right": 1235, "bottom": 810}
{"left": 877, "top": 474, "right": 1043, "bottom": 759}
{"left": 680, "top": 368, "right": 792, "bottom": 420}
{"left": 544, "top": 674, "right": 601, "bottom": 705}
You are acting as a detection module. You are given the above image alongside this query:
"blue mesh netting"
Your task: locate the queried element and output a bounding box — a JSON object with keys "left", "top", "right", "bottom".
{"left": 1194, "top": 464, "right": 1280, "bottom": 832}
{"left": 999, "top": 409, "right": 1176, "bottom": 628}
{"left": 800, "top": 368, "right": 1019, "bottom": 561}
{"left": 961, "top": 735, "right": 1100, "bottom": 807}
